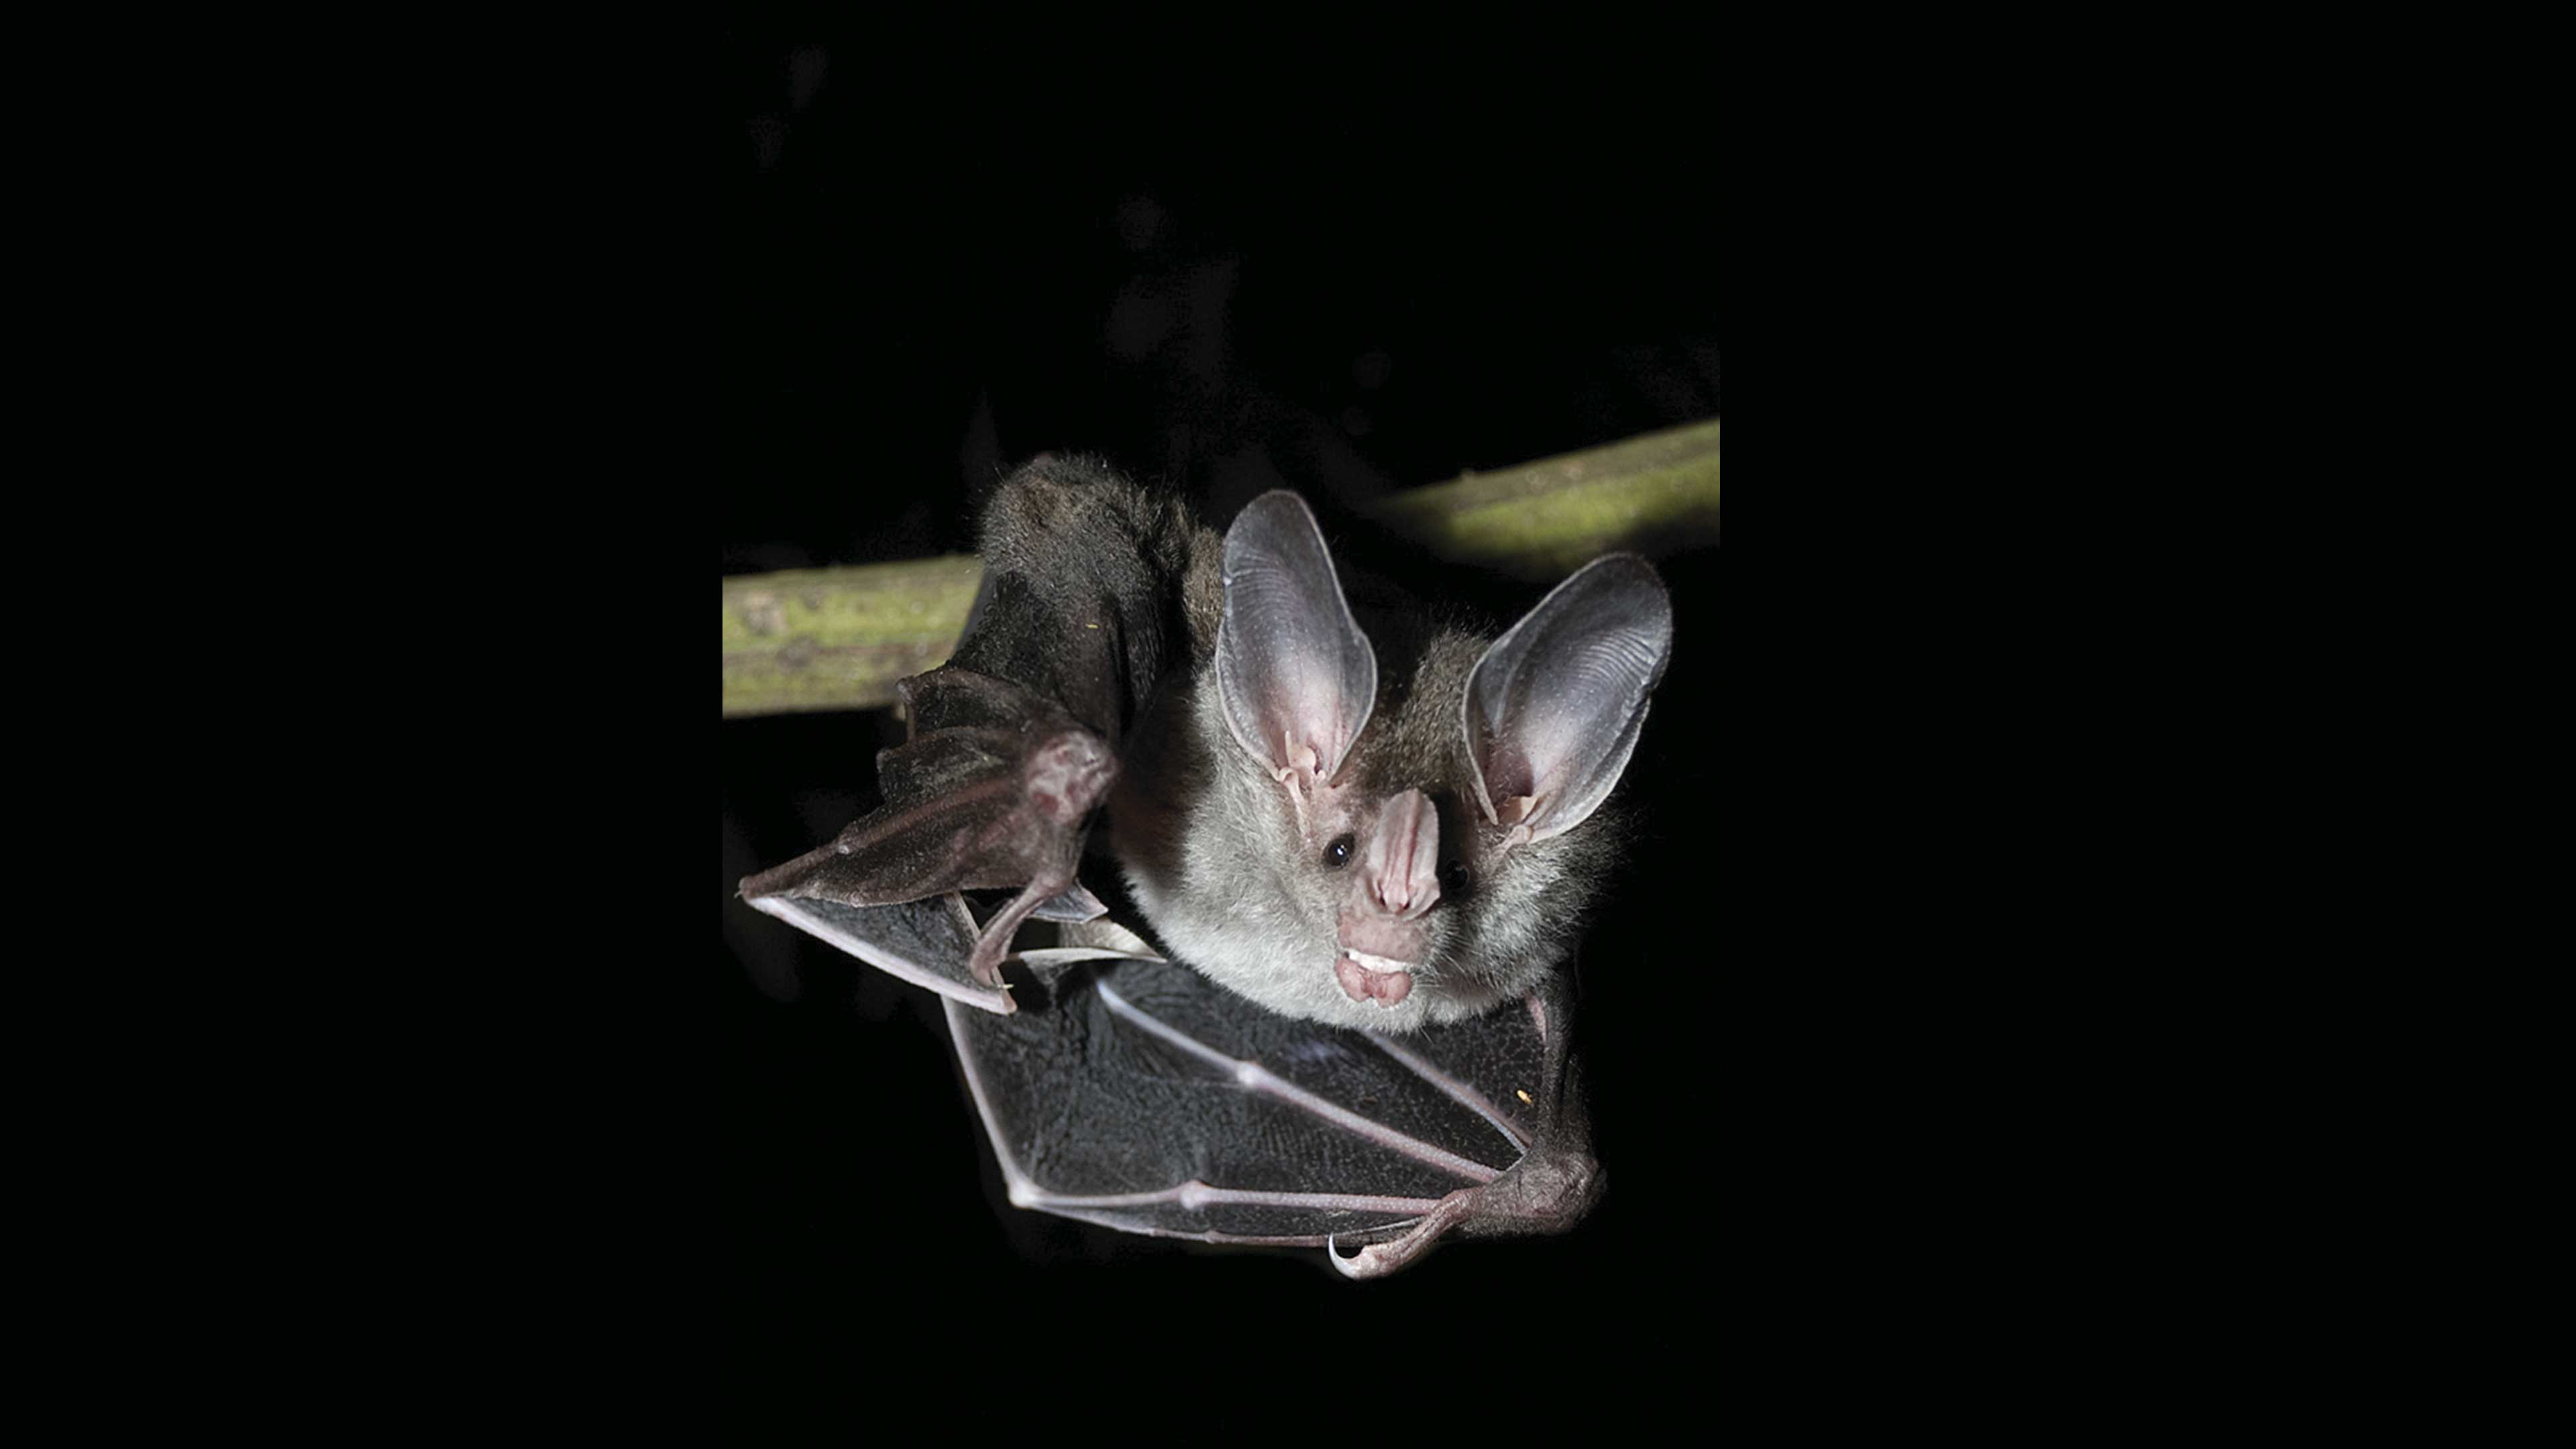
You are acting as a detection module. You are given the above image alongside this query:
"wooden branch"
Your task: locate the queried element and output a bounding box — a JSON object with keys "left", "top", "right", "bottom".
{"left": 721, "top": 418, "right": 1718, "bottom": 718}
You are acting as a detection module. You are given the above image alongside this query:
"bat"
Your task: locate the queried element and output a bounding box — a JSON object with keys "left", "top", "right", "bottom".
{"left": 737, "top": 455, "right": 1672, "bottom": 1274}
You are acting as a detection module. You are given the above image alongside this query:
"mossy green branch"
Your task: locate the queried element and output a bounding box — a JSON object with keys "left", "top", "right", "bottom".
{"left": 722, "top": 557, "right": 984, "bottom": 716}
{"left": 1370, "top": 417, "right": 1722, "bottom": 582}
{"left": 722, "top": 418, "right": 1718, "bottom": 717}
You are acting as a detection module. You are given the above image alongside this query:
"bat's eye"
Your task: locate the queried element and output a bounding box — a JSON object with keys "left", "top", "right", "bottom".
{"left": 1442, "top": 861, "right": 1471, "bottom": 895}
{"left": 1322, "top": 834, "right": 1355, "bottom": 869}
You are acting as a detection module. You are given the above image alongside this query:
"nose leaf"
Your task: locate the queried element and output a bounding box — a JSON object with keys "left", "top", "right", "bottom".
{"left": 1363, "top": 788, "right": 1442, "bottom": 919}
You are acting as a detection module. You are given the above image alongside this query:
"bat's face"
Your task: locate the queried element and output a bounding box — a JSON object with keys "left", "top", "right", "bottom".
{"left": 1109, "top": 655, "right": 1605, "bottom": 1031}
{"left": 1110, "top": 492, "right": 1671, "bottom": 1033}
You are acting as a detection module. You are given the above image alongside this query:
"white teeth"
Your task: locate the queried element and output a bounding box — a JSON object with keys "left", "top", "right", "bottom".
{"left": 1340, "top": 949, "right": 1417, "bottom": 975}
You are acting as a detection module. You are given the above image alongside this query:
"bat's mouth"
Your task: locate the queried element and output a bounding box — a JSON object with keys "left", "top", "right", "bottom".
{"left": 1335, "top": 949, "right": 1415, "bottom": 1006}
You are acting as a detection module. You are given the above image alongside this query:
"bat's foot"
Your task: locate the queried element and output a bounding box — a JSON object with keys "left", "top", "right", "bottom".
{"left": 1328, "top": 1140, "right": 1603, "bottom": 1279}
{"left": 964, "top": 869, "right": 1085, "bottom": 991}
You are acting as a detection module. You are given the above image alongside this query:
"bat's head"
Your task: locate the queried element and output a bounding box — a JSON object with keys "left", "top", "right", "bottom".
{"left": 1113, "top": 491, "right": 1672, "bottom": 1032}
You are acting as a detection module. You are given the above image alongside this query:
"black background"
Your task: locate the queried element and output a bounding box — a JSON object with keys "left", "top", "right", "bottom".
{"left": 331, "top": 13, "right": 2267, "bottom": 1417}
{"left": 705, "top": 34, "right": 1776, "bottom": 1420}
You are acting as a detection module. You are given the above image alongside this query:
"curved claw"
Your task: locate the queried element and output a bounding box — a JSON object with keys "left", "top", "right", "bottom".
{"left": 1328, "top": 1199, "right": 1468, "bottom": 1280}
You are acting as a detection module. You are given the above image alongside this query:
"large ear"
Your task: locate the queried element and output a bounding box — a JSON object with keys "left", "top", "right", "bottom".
{"left": 1462, "top": 555, "right": 1672, "bottom": 843}
{"left": 1216, "top": 492, "right": 1377, "bottom": 784}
